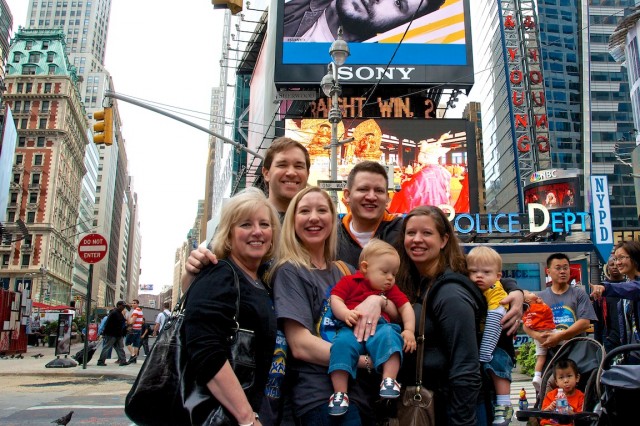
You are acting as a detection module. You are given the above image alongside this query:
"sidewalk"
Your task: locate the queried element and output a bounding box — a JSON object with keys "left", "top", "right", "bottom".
{"left": 0, "top": 342, "right": 142, "bottom": 379}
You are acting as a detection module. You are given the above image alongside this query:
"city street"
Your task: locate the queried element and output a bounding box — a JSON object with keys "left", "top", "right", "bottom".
{"left": 0, "top": 342, "right": 538, "bottom": 425}
{"left": 1, "top": 375, "right": 133, "bottom": 425}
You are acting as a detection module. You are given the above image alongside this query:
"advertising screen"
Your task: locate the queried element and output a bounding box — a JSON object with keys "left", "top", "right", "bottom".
{"left": 524, "top": 180, "right": 580, "bottom": 211}
{"left": 284, "top": 118, "right": 477, "bottom": 214}
{"left": 275, "top": 0, "right": 474, "bottom": 86}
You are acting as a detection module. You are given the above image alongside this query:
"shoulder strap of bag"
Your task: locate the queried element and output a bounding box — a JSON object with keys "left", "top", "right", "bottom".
{"left": 225, "top": 260, "right": 241, "bottom": 343}
{"left": 334, "top": 260, "right": 350, "bottom": 277}
{"left": 415, "top": 286, "right": 431, "bottom": 387}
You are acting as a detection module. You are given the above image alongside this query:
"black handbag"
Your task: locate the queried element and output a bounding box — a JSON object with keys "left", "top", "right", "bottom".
{"left": 124, "top": 260, "right": 256, "bottom": 426}
{"left": 396, "top": 287, "right": 435, "bottom": 426}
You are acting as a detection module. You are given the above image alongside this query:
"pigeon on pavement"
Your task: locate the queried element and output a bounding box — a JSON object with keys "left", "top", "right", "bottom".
{"left": 51, "top": 410, "right": 73, "bottom": 425}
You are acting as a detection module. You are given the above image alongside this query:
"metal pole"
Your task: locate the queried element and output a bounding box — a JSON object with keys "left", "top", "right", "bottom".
{"left": 103, "top": 90, "right": 263, "bottom": 160}
{"left": 82, "top": 264, "right": 93, "bottom": 369}
{"left": 328, "top": 64, "right": 342, "bottom": 204}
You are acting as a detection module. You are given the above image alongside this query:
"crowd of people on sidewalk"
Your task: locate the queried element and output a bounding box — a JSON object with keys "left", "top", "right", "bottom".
{"left": 93, "top": 298, "right": 170, "bottom": 367}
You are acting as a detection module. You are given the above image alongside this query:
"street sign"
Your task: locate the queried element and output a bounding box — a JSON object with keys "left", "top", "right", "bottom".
{"left": 77, "top": 233, "right": 108, "bottom": 264}
{"left": 274, "top": 90, "right": 317, "bottom": 102}
{"left": 317, "top": 180, "right": 348, "bottom": 190}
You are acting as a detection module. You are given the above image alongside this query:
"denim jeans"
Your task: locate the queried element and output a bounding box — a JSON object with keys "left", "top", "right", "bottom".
{"left": 328, "top": 319, "right": 403, "bottom": 378}
{"left": 298, "top": 403, "right": 363, "bottom": 426}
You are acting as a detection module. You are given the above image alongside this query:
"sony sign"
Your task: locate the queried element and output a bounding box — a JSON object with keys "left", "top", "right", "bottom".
{"left": 337, "top": 66, "right": 416, "bottom": 82}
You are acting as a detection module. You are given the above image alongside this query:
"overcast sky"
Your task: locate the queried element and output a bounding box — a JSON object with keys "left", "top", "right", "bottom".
{"left": 6, "top": 1, "right": 226, "bottom": 293}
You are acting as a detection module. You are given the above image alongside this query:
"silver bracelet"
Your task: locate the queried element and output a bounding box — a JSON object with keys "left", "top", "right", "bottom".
{"left": 239, "top": 412, "right": 259, "bottom": 426}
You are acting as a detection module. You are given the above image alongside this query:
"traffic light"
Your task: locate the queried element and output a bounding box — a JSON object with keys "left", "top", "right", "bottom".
{"left": 211, "top": 0, "right": 242, "bottom": 15}
{"left": 93, "top": 107, "right": 113, "bottom": 146}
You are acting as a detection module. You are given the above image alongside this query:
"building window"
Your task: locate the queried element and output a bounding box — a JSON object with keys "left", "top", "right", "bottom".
{"left": 16, "top": 154, "right": 23, "bottom": 164}
{"left": 31, "top": 173, "right": 40, "bottom": 185}
{"left": 10, "top": 192, "right": 18, "bottom": 203}
{"left": 26, "top": 212, "right": 35, "bottom": 223}
{"left": 16, "top": 83, "right": 23, "bottom": 93}
{"left": 44, "top": 83, "right": 52, "bottom": 93}
{"left": 26, "top": 83, "right": 33, "bottom": 93}
{"left": 28, "top": 52, "right": 41, "bottom": 62}
{"left": 23, "top": 101, "right": 30, "bottom": 113}
{"left": 48, "top": 65, "right": 56, "bottom": 75}
{"left": 20, "top": 119, "right": 28, "bottom": 129}
{"left": 42, "top": 40, "right": 49, "bottom": 49}
{"left": 7, "top": 212, "right": 15, "bottom": 222}
{"left": 37, "top": 137, "right": 45, "bottom": 147}
{"left": 39, "top": 118, "right": 47, "bottom": 129}
{"left": 2, "top": 254, "right": 9, "bottom": 267}
{"left": 25, "top": 41, "right": 33, "bottom": 50}
{"left": 29, "top": 192, "right": 38, "bottom": 203}
{"left": 13, "top": 173, "right": 20, "bottom": 184}
{"left": 41, "top": 101, "right": 50, "bottom": 112}
{"left": 96, "top": 185, "right": 100, "bottom": 193}
{"left": 23, "top": 65, "right": 36, "bottom": 75}
{"left": 14, "top": 100, "right": 21, "bottom": 111}
{"left": 13, "top": 52, "right": 21, "bottom": 63}
{"left": 21, "top": 254, "right": 31, "bottom": 267}
{"left": 34, "top": 154, "right": 43, "bottom": 166}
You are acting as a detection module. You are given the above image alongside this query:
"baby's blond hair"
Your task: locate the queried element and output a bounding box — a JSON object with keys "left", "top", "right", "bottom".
{"left": 466, "top": 246, "right": 502, "bottom": 272}
{"left": 359, "top": 239, "right": 400, "bottom": 264}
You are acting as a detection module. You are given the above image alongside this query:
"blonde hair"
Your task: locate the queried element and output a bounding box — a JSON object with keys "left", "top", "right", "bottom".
{"left": 359, "top": 239, "right": 399, "bottom": 265}
{"left": 466, "top": 246, "right": 502, "bottom": 272}
{"left": 209, "top": 187, "right": 280, "bottom": 262}
{"left": 272, "top": 187, "right": 337, "bottom": 271}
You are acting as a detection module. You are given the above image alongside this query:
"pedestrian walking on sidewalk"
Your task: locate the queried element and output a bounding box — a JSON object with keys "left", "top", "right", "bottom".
{"left": 96, "top": 301, "right": 128, "bottom": 366}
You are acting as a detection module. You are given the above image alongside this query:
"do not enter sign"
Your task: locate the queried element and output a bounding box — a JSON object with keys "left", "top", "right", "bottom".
{"left": 78, "top": 233, "right": 108, "bottom": 264}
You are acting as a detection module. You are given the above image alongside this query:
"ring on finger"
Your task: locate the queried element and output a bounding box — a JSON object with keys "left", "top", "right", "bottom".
{"left": 366, "top": 321, "right": 373, "bottom": 325}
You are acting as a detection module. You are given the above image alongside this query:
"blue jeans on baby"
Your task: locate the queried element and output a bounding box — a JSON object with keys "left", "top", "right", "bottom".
{"left": 328, "top": 318, "right": 404, "bottom": 379}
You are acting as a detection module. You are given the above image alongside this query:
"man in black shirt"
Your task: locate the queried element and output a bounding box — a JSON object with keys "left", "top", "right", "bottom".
{"left": 96, "top": 301, "right": 128, "bottom": 366}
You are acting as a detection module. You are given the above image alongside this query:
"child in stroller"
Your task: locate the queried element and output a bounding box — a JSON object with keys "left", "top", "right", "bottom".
{"left": 539, "top": 358, "right": 584, "bottom": 425}
{"left": 517, "top": 337, "right": 602, "bottom": 425}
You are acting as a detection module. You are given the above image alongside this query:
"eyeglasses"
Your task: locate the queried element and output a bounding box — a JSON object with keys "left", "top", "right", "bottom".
{"left": 613, "top": 255, "right": 631, "bottom": 262}
{"left": 551, "top": 266, "right": 570, "bottom": 272}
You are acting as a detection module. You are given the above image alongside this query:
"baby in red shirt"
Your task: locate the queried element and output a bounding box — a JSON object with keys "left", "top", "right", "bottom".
{"left": 327, "top": 239, "right": 416, "bottom": 416}
{"left": 523, "top": 290, "right": 559, "bottom": 393}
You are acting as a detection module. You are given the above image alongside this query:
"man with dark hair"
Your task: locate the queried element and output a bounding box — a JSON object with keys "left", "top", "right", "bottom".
{"left": 284, "top": 0, "right": 446, "bottom": 42}
{"left": 338, "top": 161, "right": 403, "bottom": 267}
{"left": 524, "top": 253, "right": 596, "bottom": 353}
{"left": 96, "top": 301, "right": 128, "bottom": 367}
{"left": 125, "top": 299, "right": 144, "bottom": 364}
{"left": 261, "top": 137, "right": 311, "bottom": 215}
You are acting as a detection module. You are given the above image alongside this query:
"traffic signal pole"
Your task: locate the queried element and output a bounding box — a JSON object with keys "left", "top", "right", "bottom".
{"left": 103, "top": 90, "right": 263, "bottom": 159}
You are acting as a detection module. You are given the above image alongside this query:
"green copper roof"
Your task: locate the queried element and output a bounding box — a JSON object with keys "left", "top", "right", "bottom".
{"left": 6, "top": 28, "right": 79, "bottom": 83}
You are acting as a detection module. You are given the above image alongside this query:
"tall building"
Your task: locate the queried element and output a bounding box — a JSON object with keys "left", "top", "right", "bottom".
{"left": 588, "top": 1, "right": 638, "bottom": 227}
{"left": 0, "top": 0, "right": 13, "bottom": 96}
{"left": 472, "top": 0, "right": 639, "bottom": 226}
{"left": 3, "top": 28, "right": 90, "bottom": 305}
{"left": 70, "top": 135, "right": 98, "bottom": 310}
{"left": 24, "top": 0, "right": 141, "bottom": 306}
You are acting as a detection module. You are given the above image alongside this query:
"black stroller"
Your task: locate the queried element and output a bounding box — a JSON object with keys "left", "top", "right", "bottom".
{"left": 594, "top": 343, "right": 640, "bottom": 425}
{"left": 516, "top": 337, "right": 603, "bottom": 425}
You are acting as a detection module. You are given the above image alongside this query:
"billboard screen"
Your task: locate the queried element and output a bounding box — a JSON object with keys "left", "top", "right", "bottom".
{"left": 285, "top": 118, "right": 477, "bottom": 214}
{"left": 523, "top": 170, "right": 581, "bottom": 211}
{"left": 275, "top": 0, "right": 474, "bottom": 86}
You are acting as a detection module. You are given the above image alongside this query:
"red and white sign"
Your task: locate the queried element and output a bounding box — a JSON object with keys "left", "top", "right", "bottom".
{"left": 77, "top": 233, "right": 108, "bottom": 264}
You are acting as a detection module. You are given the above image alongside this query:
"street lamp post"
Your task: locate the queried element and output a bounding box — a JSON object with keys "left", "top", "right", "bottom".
{"left": 321, "top": 28, "right": 350, "bottom": 198}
